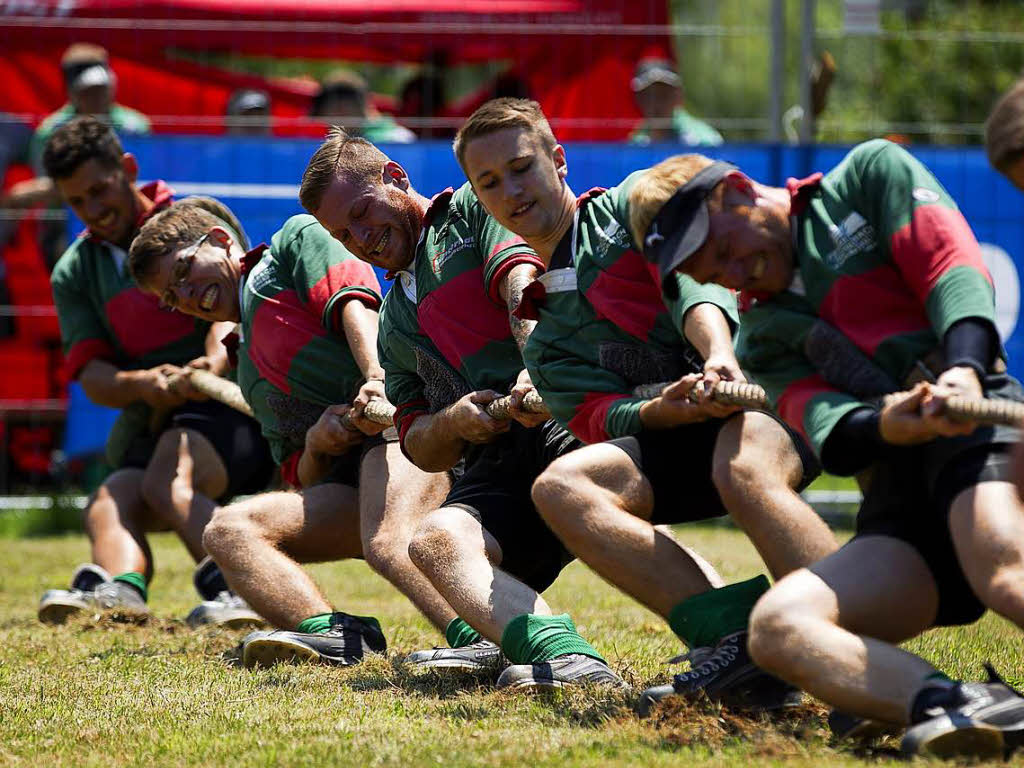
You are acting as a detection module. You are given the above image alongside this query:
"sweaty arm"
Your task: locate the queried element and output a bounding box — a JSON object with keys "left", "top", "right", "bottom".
{"left": 500, "top": 262, "right": 542, "bottom": 353}
{"left": 683, "top": 301, "right": 744, "bottom": 379}
{"left": 339, "top": 299, "right": 386, "bottom": 382}
{"left": 78, "top": 358, "right": 186, "bottom": 410}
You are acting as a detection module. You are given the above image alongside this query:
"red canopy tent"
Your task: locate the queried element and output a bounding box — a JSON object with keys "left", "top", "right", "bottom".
{"left": 0, "top": 0, "right": 673, "bottom": 140}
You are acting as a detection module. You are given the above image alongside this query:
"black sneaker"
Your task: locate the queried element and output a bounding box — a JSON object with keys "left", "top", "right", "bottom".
{"left": 38, "top": 563, "right": 112, "bottom": 624}
{"left": 495, "top": 653, "right": 623, "bottom": 691}
{"left": 241, "top": 612, "right": 386, "bottom": 668}
{"left": 901, "top": 667, "right": 1024, "bottom": 759}
{"left": 405, "top": 640, "right": 507, "bottom": 672}
{"left": 638, "top": 631, "right": 801, "bottom": 716}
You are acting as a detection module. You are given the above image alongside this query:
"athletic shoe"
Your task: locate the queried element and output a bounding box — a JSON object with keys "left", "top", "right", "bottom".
{"left": 89, "top": 580, "right": 150, "bottom": 620}
{"left": 637, "top": 631, "right": 801, "bottom": 716}
{"left": 901, "top": 667, "right": 1024, "bottom": 759}
{"left": 186, "top": 555, "right": 265, "bottom": 629}
{"left": 38, "top": 563, "right": 112, "bottom": 624}
{"left": 404, "top": 640, "right": 506, "bottom": 672}
{"left": 241, "top": 612, "right": 387, "bottom": 668}
{"left": 828, "top": 709, "right": 902, "bottom": 742}
{"left": 186, "top": 592, "right": 266, "bottom": 630}
{"left": 495, "top": 653, "right": 623, "bottom": 691}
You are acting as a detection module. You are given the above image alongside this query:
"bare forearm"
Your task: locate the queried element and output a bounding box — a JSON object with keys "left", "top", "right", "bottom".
{"left": 683, "top": 302, "right": 736, "bottom": 362}
{"left": 501, "top": 264, "right": 540, "bottom": 353}
{"left": 404, "top": 409, "right": 465, "bottom": 472}
{"left": 78, "top": 359, "right": 148, "bottom": 408}
{"left": 341, "top": 300, "right": 386, "bottom": 380}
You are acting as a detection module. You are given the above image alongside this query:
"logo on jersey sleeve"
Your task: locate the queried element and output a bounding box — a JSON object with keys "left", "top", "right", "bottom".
{"left": 824, "top": 212, "right": 876, "bottom": 269}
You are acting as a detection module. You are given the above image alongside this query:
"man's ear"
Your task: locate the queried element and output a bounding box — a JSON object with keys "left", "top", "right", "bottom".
{"left": 207, "top": 226, "right": 233, "bottom": 250}
{"left": 381, "top": 160, "right": 410, "bottom": 191}
{"left": 121, "top": 153, "right": 139, "bottom": 183}
{"left": 721, "top": 170, "right": 756, "bottom": 205}
{"left": 554, "top": 144, "right": 568, "bottom": 179}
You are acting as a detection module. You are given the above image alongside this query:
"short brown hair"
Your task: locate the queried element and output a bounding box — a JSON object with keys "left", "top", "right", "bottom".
{"left": 453, "top": 98, "right": 557, "bottom": 174}
{"left": 299, "top": 126, "right": 389, "bottom": 214}
{"left": 43, "top": 115, "right": 123, "bottom": 180}
{"left": 128, "top": 197, "right": 248, "bottom": 284}
{"left": 986, "top": 79, "right": 1024, "bottom": 173}
{"left": 627, "top": 154, "right": 719, "bottom": 248}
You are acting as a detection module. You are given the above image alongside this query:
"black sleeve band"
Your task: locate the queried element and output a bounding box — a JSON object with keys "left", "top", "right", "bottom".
{"left": 944, "top": 317, "right": 998, "bottom": 380}
{"left": 820, "top": 406, "right": 883, "bottom": 476}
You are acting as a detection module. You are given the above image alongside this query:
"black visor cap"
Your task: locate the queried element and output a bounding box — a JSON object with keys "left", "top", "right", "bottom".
{"left": 641, "top": 161, "right": 737, "bottom": 299}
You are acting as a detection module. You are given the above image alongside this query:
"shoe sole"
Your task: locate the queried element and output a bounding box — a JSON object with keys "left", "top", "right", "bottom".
{"left": 187, "top": 613, "right": 267, "bottom": 631}
{"left": 499, "top": 678, "right": 566, "bottom": 691}
{"left": 242, "top": 636, "right": 360, "bottom": 669}
{"left": 408, "top": 659, "right": 501, "bottom": 672}
{"left": 909, "top": 725, "right": 1005, "bottom": 760}
{"left": 38, "top": 601, "right": 84, "bottom": 625}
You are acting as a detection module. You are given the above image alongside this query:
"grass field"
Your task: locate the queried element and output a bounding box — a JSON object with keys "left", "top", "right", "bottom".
{"left": 2, "top": 525, "right": 1022, "bottom": 767}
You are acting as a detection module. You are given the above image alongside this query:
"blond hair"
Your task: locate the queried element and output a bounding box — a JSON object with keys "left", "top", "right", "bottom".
{"left": 627, "top": 154, "right": 719, "bottom": 247}
{"left": 453, "top": 98, "right": 557, "bottom": 174}
{"left": 299, "top": 126, "right": 389, "bottom": 214}
{"left": 986, "top": 79, "right": 1024, "bottom": 173}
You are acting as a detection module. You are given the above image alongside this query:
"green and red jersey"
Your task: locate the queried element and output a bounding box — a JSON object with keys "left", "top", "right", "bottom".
{"left": 520, "top": 176, "right": 737, "bottom": 444}
{"left": 50, "top": 181, "right": 210, "bottom": 380}
{"left": 378, "top": 183, "right": 542, "bottom": 452}
{"left": 234, "top": 214, "right": 382, "bottom": 486}
{"left": 737, "top": 139, "right": 997, "bottom": 457}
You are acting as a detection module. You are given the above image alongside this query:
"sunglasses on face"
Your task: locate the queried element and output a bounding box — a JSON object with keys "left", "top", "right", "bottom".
{"left": 160, "top": 232, "right": 210, "bottom": 310}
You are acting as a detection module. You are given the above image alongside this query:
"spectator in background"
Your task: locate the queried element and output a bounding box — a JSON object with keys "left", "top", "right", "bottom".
{"left": 985, "top": 79, "right": 1024, "bottom": 191}
{"left": 628, "top": 57, "right": 723, "bottom": 147}
{"left": 310, "top": 69, "right": 415, "bottom": 144}
{"left": 2, "top": 43, "right": 152, "bottom": 264}
{"left": 399, "top": 71, "right": 452, "bottom": 140}
{"left": 225, "top": 88, "right": 272, "bottom": 137}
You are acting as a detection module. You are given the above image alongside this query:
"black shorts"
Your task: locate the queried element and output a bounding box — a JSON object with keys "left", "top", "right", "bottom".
{"left": 607, "top": 410, "right": 820, "bottom": 525}
{"left": 851, "top": 371, "right": 1023, "bottom": 627}
{"left": 122, "top": 399, "right": 274, "bottom": 501}
{"left": 314, "top": 428, "right": 393, "bottom": 488}
{"left": 443, "top": 419, "right": 580, "bottom": 593}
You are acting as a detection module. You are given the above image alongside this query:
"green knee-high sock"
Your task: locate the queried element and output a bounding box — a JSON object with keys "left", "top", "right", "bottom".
{"left": 113, "top": 572, "right": 147, "bottom": 602}
{"left": 667, "top": 575, "right": 770, "bottom": 649}
{"left": 500, "top": 613, "right": 604, "bottom": 664}
{"left": 445, "top": 618, "right": 483, "bottom": 648}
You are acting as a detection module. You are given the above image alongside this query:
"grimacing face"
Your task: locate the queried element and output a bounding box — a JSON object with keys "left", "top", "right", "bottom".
{"left": 138, "top": 227, "right": 242, "bottom": 323}
{"left": 314, "top": 164, "right": 422, "bottom": 274}
{"left": 55, "top": 155, "right": 138, "bottom": 248}
{"left": 461, "top": 126, "right": 567, "bottom": 243}
{"left": 679, "top": 178, "right": 794, "bottom": 294}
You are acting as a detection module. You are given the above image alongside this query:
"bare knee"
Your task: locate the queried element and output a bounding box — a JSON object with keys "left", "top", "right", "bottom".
{"left": 976, "top": 566, "right": 1024, "bottom": 622}
{"left": 747, "top": 584, "right": 817, "bottom": 678}
{"left": 364, "top": 531, "right": 412, "bottom": 579}
{"left": 408, "top": 508, "right": 478, "bottom": 576}
{"left": 201, "top": 503, "right": 257, "bottom": 563}
{"left": 531, "top": 454, "right": 592, "bottom": 532}
{"left": 713, "top": 414, "right": 800, "bottom": 502}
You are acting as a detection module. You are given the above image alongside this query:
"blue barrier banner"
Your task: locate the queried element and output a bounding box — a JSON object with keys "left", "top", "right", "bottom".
{"left": 72, "top": 137, "right": 1024, "bottom": 379}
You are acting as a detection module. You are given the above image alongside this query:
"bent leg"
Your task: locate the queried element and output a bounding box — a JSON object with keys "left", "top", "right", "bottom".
{"left": 748, "top": 536, "right": 940, "bottom": 724}
{"left": 359, "top": 442, "right": 457, "bottom": 633}
{"left": 202, "top": 483, "right": 362, "bottom": 629}
{"left": 950, "top": 480, "right": 1024, "bottom": 628}
{"left": 713, "top": 412, "right": 837, "bottom": 578}
{"left": 141, "top": 428, "right": 228, "bottom": 561}
{"left": 532, "top": 442, "right": 722, "bottom": 619}
{"left": 84, "top": 468, "right": 155, "bottom": 581}
{"left": 408, "top": 506, "right": 550, "bottom": 643}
